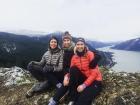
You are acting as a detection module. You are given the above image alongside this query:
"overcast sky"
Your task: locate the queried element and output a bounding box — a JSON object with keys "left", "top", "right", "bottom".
{"left": 0, "top": 0, "right": 140, "bottom": 42}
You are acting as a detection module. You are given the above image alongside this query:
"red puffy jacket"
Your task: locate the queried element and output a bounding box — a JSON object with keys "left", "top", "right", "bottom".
{"left": 70, "top": 50, "right": 102, "bottom": 86}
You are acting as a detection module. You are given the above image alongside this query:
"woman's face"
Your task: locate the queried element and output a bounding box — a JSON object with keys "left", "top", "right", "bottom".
{"left": 76, "top": 41, "right": 85, "bottom": 52}
{"left": 50, "top": 39, "right": 57, "bottom": 49}
{"left": 63, "top": 38, "right": 71, "bottom": 48}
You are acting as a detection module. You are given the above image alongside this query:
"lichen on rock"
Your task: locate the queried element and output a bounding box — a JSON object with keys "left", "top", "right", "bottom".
{"left": 0, "top": 67, "right": 140, "bottom": 105}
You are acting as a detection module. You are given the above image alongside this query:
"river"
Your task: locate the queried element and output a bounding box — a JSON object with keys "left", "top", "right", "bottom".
{"left": 98, "top": 46, "right": 140, "bottom": 73}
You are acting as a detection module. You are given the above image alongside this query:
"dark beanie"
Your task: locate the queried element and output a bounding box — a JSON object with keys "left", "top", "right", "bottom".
{"left": 49, "top": 36, "right": 58, "bottom": 44}
{"left": 62, "top": 31, "right": 72, "bottom": 41}
{"left": 49, "top": 36, "right": 58, "bottom": 43}
{"left": 76, "top": 37, "right": 86, "bottom": 44}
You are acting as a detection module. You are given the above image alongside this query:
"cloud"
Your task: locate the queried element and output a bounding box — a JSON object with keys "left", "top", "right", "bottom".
{"left": 0, "top": 0, "right": 140, "bottom": 41}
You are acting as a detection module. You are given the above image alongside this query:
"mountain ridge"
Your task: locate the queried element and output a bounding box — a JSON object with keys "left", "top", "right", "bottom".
{"left": 112, "top": 37, "right": 140, "bottom": 51}
{"left": 0, "top": 31, "right": 112, "bottom": 68}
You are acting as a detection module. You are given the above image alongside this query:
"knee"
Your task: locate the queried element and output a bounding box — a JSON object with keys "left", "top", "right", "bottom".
{"left": 70, "top": 66, "right": 80, "bottom": 75}
{"left": 27, "top": 63, "right": 34, "bottom": 71}
{"left": 70, "top": 66, "right": 79, "bottom": 70}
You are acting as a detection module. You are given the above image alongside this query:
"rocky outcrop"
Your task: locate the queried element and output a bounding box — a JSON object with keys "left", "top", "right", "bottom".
{"left": 0, "top": 67, "right": 139, "bottom": 105}
{"left": 0, "top": 66, "right": 31, "bottom": 86}
{"left": 95, "top": 68, "right": 140, "bottom": 105}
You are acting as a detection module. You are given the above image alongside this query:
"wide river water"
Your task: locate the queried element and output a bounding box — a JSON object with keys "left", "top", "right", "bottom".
{"left": 98, "top": 46, "right": 140, "bottom": 73}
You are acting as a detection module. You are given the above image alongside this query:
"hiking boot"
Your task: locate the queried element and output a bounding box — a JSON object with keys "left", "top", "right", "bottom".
{"left": 33, "top": 81, "right": 49, "bottom": 92}
{"left": 48, "top": 98, "right": 57, "bottom": 105}
{"left": 68, "top": 101, "right": 74, "bottom": 105}
{"left": 26, "top": 81, "right": 50, "bottom": 98}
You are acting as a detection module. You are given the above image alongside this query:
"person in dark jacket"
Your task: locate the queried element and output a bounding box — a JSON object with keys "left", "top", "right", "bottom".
{"left": 62, "top": 31, "right": 75, "bottom": 73}
{"left": 26, "top": 36, "right": 64, "bottom": 98}
{"left": 48, "top": 38, "right": 102, "bottom": 105}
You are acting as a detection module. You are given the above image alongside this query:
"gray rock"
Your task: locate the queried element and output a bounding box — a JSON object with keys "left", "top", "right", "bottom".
{"left": 0, "top": 67, "right": 139, "bottom": 105}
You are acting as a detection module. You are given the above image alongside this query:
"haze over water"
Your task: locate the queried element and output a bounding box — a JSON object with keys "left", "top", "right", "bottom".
{"left": 98, "top": 46, "right": 140, "bottom": 73}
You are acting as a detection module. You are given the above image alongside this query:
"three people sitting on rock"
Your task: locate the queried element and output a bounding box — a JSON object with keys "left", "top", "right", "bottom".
{"left": 26, "top": 32, "right": 102, "bottom": 105}
{"left": 48, "top": 37, "right": 102, "bottom": 105}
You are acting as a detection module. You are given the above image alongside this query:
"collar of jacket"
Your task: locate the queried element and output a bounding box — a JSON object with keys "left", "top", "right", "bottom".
{"left": 48, "top": 46, "right": 61, "bottom": 54}
{"left": 63, "top": 41, "right": 75, "bottom": 51}
{"left": 76, "top": 50, "right": 85, "bottom": 57}
{"left": 74, "top": 46, "right": 88, "bottom": 56}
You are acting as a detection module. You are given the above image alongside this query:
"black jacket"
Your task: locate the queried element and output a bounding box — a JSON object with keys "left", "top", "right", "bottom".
{"left": 63, "top": 49, "right": 74, "bottom": 73}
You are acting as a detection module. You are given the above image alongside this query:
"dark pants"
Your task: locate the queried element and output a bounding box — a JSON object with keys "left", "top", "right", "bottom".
{"left": 27, "top": 63, "right": 64, "bottom": 86}
{"left": 44, "top": 71, "right": 64, "bottom": 86}
{"left": 53, "top": 67, "right": 102, "bottom": 105}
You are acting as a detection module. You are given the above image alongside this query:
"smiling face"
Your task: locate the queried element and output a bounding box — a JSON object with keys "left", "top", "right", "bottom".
{"left": 63, "top": 38, "right": 71, "bottom": 48}
{"left": 50, "top": 38, "right": 58, "bottom": 49}
{"left": 76, "top": 41, "right": 85, "bottom": 52}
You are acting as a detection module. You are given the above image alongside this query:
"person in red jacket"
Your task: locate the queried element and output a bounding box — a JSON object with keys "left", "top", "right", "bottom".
{"left": 48, "top": 38, "right": 102, "bottom": 105}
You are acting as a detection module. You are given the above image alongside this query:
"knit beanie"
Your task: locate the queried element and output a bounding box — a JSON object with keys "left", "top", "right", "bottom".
{"left": 76, "top": 37, "right": 86, "bottom": 44}
{"left": 62, "top": 31, "right": 72, "bottom": 41}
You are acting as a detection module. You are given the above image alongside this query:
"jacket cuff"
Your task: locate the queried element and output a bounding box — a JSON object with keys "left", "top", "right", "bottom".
{"left": 82, "top": 83, "right": 87, "bottom": 89}
{"left": 65, "top": 73, "right": 70, "bottom": 78}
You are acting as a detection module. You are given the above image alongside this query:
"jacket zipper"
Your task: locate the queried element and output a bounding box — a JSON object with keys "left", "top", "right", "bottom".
{"left": 50, "top": 53, "right": 53, "bottom": 65}
{"left": 80, "top": 57, "right": 82, "bottom": 70}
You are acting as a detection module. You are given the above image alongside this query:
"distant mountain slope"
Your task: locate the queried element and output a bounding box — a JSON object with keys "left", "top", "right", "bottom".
{"left": 111, "top": 38, "right": 140, "bottom": 51}
{"left": 86, "top": 40, "right": 112, "bottom": 49}
{"left": 0, "top": 31, "right": 111, "bottom": 68}
{"left": 0, "top": 32, "right": 47, "bottom": 68}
